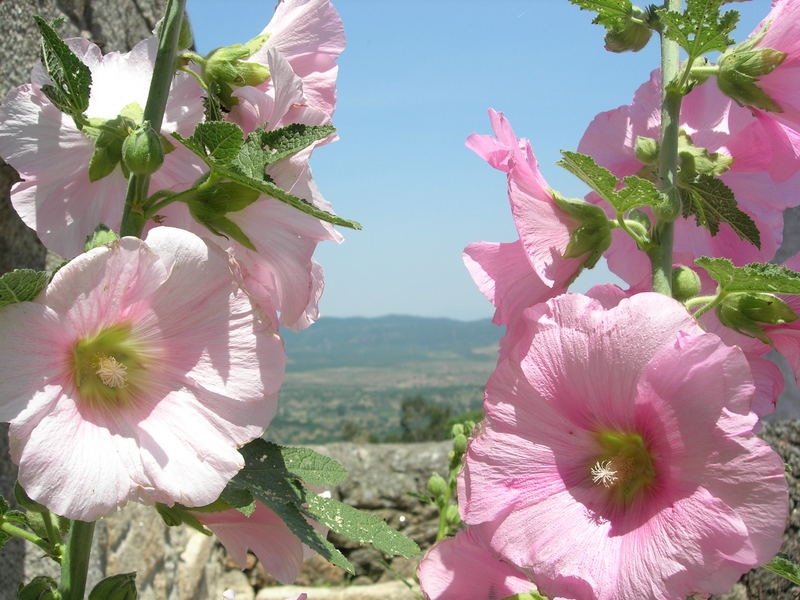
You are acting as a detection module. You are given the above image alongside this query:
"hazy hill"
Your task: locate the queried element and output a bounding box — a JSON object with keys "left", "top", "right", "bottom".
{"left": 272, "top": 315, "right": 501, "bottom": 443}
{"left": 282, "top": 314, "right": 501, "bottom": 371}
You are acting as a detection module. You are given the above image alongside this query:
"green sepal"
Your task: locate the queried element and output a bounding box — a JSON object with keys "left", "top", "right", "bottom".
{"left": 229, "top": 439, "right": 353, "bottom": 573}
{"left": 635, "top": 136, "right": 658, "bottom": 164}
{"left": 660, "top": 0, "right": 739, "bottom": 60}
{"left": 716, "top": 64, "right": 784, "bottom": 113}
{"left": 763, "top": 553, "right": 800, "bottom": 586}
{"left": 695, "top": 257, "right": 800, "bottom": 294}
{"left": 203, "top": 33, "right": 271, "bottom": 109}
{"left": 0, "top": 269, "right": 49, "bottom": 307}
{"left": 627, "top": 208, "right": 652, "bottom": 231}
{"left": 603, "top": 5, "right": 652, "bottom": 53}
{"left": 680, "top": 175, "right": 760, "bottom": 248}
{"left": 302, "top": 492, "right": 420, "bottom": 559}
{"left": 499, "top": 592, "right": 549, "bottom": 600}
{"left": 154, "top": 503, "right": 212, "bottom": 535}
{"left": 677, "top": 131, "right": 734, "bottom": 180}
{"left": 82, "top": 104, "right": 142, "bottom": 182}
{"left": 173, "top": 122, "right": 362, "bottom": 230}
{"left": 716, "top": 292, "right": 797, "bottom": 343}
{"left": 185, "top": 180, "right": 261, "bottom": 250}
{"left": 88, "top": 573, "right": 137, "bottom": 600}
{"left": 84, "top": 225, "right": 120, "bottom": 251}
{"left": 17, "top": 576, "right": 60, "bottom": 600}
{"left": 563, "top": 221, "right": 612, "bottom": 268}
{"left": 33, "top": 16, "right": 92, "bottom": 118}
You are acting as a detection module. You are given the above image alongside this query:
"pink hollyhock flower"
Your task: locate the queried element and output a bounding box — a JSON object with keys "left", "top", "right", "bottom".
{"left": 464, "top": 109, "right": 589, "bottom": 328}
{"left": 0, "top": 37, "right": 204, "bottom": 259}
{"left": 156, "top": 48, "right": 342, "bottom": 331}
{"left": 417, "top": 527, "right": 536, "bottom": 600}
{"left": 578, "top": 70, "right": 800, "bottom": 289}
{"left": 460, "top": 292, "right": 788, "bottom": 600}
{"left": 242, "top": 0, "right": 344, "bottom": 119}
{"left": 0, "top": 227, "right": 285, "bottom": 521}
{"left": 196, "top": 502, "right": 323, "bottom": 584}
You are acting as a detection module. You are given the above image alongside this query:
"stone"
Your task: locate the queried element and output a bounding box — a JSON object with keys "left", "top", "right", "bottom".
{"left": 255, "top": 582, "right": 418, "bottom": 600}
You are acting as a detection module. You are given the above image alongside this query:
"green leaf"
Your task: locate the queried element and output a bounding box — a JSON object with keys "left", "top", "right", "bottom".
{"left": 303, "top": 492, "right": 420, "bottom": 559}
{"left": 0, "top": 269, "right": 49, "bottom": 307}
{"left": 568, "top": 0, "right": 633, "bottom": 30}
{"left": 257, "top": 124, "right": 336, "bottom": 166}
{"left": 33, "top": 16, "right": 91, "bottom": 116}
{"left": 84, "top": 225, "right": 120, "bottom": 251}
{"left": 279, "top": 446, "right": 348, "bottom": 486}
{"left": 557, "top": 151, "right": 662, "bottom": 214}
{"left": 660, "top": 0, "right": 739, "bottom": 59}
{"left": 219, "top": 486, "right": 257, "bottom": 517}
{"left": 173, "top": 127, "right": 363, "bottom": 231}
{"left": 232, "top": 439, "right": 352, "bottom": 573}
{"left": 189, "top": 121, "right": 244, "bottom": 163}
{"left": 500, "top": 593, "right": 549, "bottom": 600}
{"left": 17, "top": 576, "right": 60, "bottom": 600}
{"left": 681, "top": 175, "right": 760, "bottom": 248}
{"left": 695, "top": 258, "right": 800, "bottom": 294}
{"left": 203, "top": 90, "right": 225, "bottom": 122}
{"left": 763, "top": 553, "right": 800, "bottom": 586}
{"left": 89, "top": 573, "right": 137, "bottom": 600}
{"left": 0, "top": 530, "right": 10, "bottom": 551}
{"left": 154, "top": 503, "right": 211, "bottom": 535}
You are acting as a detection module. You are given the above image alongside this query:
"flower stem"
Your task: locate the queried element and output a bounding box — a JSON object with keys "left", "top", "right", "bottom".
{"left": 650, "top": 0, "right": 683, "bottom": 296}
{"left": 119, "top": 0, "right": 186, "bottom": 238}
{"left": 1, "top": 521, "right": 53, "bottom": 556}
{"left": 59, "top": 520, "right": 95, "bottom": 600}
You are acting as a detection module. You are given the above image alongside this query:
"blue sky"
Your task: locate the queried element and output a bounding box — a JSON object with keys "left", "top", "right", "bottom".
{"left": 186, "top": 0, "right": 770, "bottom": 320}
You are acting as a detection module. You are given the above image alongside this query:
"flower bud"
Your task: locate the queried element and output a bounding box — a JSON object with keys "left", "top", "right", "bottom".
{"left": 450, "top": 423, "right": 464, "bottom": 437}
{"left": 604, "top": 6, "right": 652, "bottom": 53}
{"left": 717, "top": 45, "right": 787, "bottom": 112}
{"left": 444, "top": 504, "right": 461, "bottom": 527}
{"left": 452, "top": 433, "right": 468, "bottom": 455}
{"left": 122, "top": 121, "right": 164, "bottom": 176}
{"left": 635, "top": 136, "right": 659, "bottom": 165}
{"left": 427, "top": 473, "right": 448, "bottom": 499}
{"left": 88, "top": 573, "right": 137, "bottom": 600}
{"left": 717, "top": 292, "right": 798, "bottom": 342}
{"left": 671, "top": 266, "right": 701, "bottom": 302}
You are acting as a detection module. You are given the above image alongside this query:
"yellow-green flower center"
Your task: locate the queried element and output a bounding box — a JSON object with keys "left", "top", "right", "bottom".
{"left": 72, "top": 323, "right": 146, "bottom": 404}
{"left": 589, "top": 430, "right": 655, "bottom": 504}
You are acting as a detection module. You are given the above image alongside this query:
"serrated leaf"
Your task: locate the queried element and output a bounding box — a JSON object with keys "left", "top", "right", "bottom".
{"left": 661, "top": 0, "right": 739, "bottom": 59}
{"left": 279, "top": 446, "right": 348, "bottom": 486}
{"left": 682, "top": 175, "right": 760, "bottom": 247}
{"left": 303, "top": 493, "right": 420, "bottom": 559}
{"left": 84, "top": 225, "right": 120, "bottom": 251}
{"left": 0, "top": 530, "right": 10, "bottom": 550}
{"left": 173, "top": 130, "right": 362, "bottom": 230}
{"left": 616, "top": 175, "right": 662, "bottom": 212}
{"left": 568, "top": 0, "right": 633, "bottom": 29}
{"left": 203, "top": 91, "right": 224, "bottom": 122}
{"left": 189, "top": 121, "right": 243, "bottom": 163}
{"left": 4, "top": 510, "right": 32, "bottom": 530}
{"left": 0, "top": 269, "right": 49, "bottom": 307}
{"left": 558, "top": 150, "right": 618, "bottom": 202}
{"left": 763, "top": 553, "right": 800, "bottom": 586}
{"left": 33, "top": 16, "right": 91, "bottom": 115}
{"left": 695, "top": 258, "right": 800, "bottom": 295}
{"left": 258, "top": 124, "right": 335, "bottom": 166}
{"left": 0, "top": 495, "right": 8, "bottom": 515}
{"left": 17, "top": 576, "right": 60, "bottom": 600}
{"left": 220, "top": 486, "right": 256, "bottom": 517}
{"left": 232, "top": 439, "right": 353, "bottom": 573}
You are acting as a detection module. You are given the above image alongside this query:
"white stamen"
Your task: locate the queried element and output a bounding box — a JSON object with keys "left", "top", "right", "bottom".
{"left": 590, "top": 459, "right": 619, "bottom": 488}
{"left": 95, "top": 355, "right": 127, "bottom": 388}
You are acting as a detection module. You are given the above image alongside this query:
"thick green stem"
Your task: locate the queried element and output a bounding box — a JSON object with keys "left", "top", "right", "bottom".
{"left": 119, "top": 0, "right": 186, "bottom": 238}
{"left": 650, "top": 0, "right": 683, "bottom": 296}
{"left": 59, "top": 520, "right": 95, "bottom": 600}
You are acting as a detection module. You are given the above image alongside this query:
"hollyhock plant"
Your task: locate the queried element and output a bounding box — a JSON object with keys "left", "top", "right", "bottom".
{"left": 578, "top": 69, "right": 800, "bottom": 289}
{"left": 196, "top": 501, "right": 323, "bottom": 584}
{"left": 0, "top": 37, "right": 204, "bottom": 259}
{"left": 459, "top": 292, "right": 788, "bottom": 600}
{"left": 417, "top": 527, "right": 536, "bottom": 600}
{"left": 464, "top": 109, "right": 601, "bottom": 329}
{"left": 0, "top": 227, "right": 286, "bottom": 521}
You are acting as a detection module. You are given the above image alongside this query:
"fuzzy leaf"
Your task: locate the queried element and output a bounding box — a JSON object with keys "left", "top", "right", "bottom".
{"left": 189, "top": 121, "right": 243, "bottom": 163}
{"left": 33, "top": 16, "right": 91, "bottom": 115}
{"left": 682, "top": 175, "right": 760, "bottom": 247}
{"left": 220, "top": 487, "right": 257, "bottom": 517}
{"left": 616, "top": 175, "right": 662, "bottom": 212}
{"left": 763, "top": 553, "right": 800, "bottom": 586}
{"left": 232, "top": 439, "right": 353, "bottom": 573}
{"left": 279, "top": 446, "right": 348, "bottom": 486}
{"left": 661, "top": 0, "right": 739, "bottom": 58}
{"left": 17, "top": 576, "right": 60, "bottom": 600}
{"left": 89, "top": 573, "right": 137, "bottom": 600}
{"left": 303, "top": 493, "right": 420, "bottom": 558}
{"left": 568, "top": 0, "right": 633, "bottom": 29}
{"left": 695, "top": 258, "right": 800, "bottom": 295}
{"left": 0, "top": 269, "right": 49, "bottom": 307}
{"left": 84, "top": 225, "right": 120, "bottom": 251}
{"left": 259, "top": 124, "right": 335, "bottom": 166}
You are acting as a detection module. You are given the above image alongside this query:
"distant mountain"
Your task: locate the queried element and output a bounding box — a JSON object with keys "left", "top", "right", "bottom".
{"left": 281, "top": 315, "right": 501, "bottom": 371}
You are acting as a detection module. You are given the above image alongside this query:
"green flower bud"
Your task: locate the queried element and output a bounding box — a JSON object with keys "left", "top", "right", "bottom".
{"left": 717, "top": 44, "right": 787, "bottom": 113}
{"left": 88, "top": 573, "right": 137, "bottom": 600}
{"left": 671, "top": 266, "right": 701, "bottom": 302}
{"left": 452, "top": 433, "right": 468, "bottom": 455}
{"left": 203, "top": 33, "right": 271, "bottom": 107}
{"left": 635, "top": 136, "right": 659, "bottom": 165}
{"left": 604, "top": 6, "right": 652, "bottom": 53}
{"left": 427, "top": 473, "right": 448, "bottom": 499}
{"left": 122, "top": 121, "right": 164, "bottom": 176}
{"left": 445, "top": 503, "right": 461, "bottom": 527}
{"left": 450, "top": 423, "right": 465, "bottom": 437}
